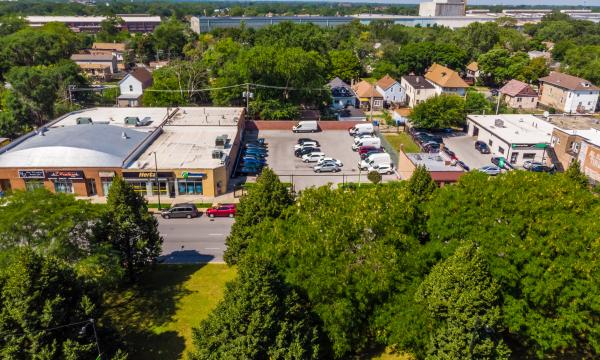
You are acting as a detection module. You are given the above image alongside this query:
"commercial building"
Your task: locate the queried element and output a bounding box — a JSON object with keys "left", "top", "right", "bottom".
{"left": 499, "top": 79, "right": 538, "bottom": 110}
{"left": 0, "top": 107, "right": 245, "bottom": 199}
{"left": 398, "top": 150, "right": 464, "bottom": 186}
{"left": 191, "top": 16, "right": 352, "bottom": 33}
{"left": 538, "top": 72, "right": 599, "bottom": 114}
{"left": 466, "top": 114, "right": 554, "bottom": 166}
{"left": 71, "top": 54, "right": 119, "bottom": 81}
{"left": 26, "top": 15, "right": 161, "bottom": 33}
{"left": 419, "top": 0, "right": 466, "bottom": 17}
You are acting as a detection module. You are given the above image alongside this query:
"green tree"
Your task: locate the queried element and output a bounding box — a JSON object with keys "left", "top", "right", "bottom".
{"left": 367, "top": 170, "right": 382, "bottom": 184}
{"left": 190, "top": 258, "right": 329, "bottom": 359}
{"left": 409, "top": 94, "right": 466, "bottom": 129}
{"left": 328, "top": 49, "right": 361, "bottom": 83}
{"left": 152, "top": 17, "right": 190, "bottom": 60}
{"left": 249, "top": 99, "right": 299, "bottom": 120}
{"left": 224, "top": 168, "right": 293, "bottom": 265}
{"left": 457, "top": 22, "right": 501, "bottom": 57}
{"left": 416, "top": 242, "right": 510, "bottom": 360}
{"left": 0, "top": 15, "right": 26, "bottom": 36}
{"left": 562, "top": 45, "right": 600, "bottom": 85}
{"left": 95, "top": 176, "right": 162, "bottom": 282}
{"left": 0, "top": 249, "right": 100, "bottom": 359}
{"left": 564, "top": 160, "right": 589, "bottom": 188}
{"left": 477, "top": 49, "right": 530, "bottom": 87}
{"left": 465, "top": 90, "right": 493, "bottom": 115}
{"left": 142, "top": 60, "right": 208, "bottom": 106}
{"left": 96, "top": 15, "right": 127, "bottom": 42}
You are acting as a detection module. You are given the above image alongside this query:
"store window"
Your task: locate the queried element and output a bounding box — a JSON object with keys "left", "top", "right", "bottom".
{"left": 129, "top": 181, "right": 147, "bottom": 195}
{"left": 87, "top": 179, "right": 97, "bottom": 196}
{"left": 523, "top": 153, "right": 536, "bottom": 160}
{"left": 498, "top": 146, "right": 505, "bottom": 154}
{"left": 53, "top": 180, "right": 73, "bottom": 194}
{"left": 151, "top": 181, "right": 167, "bottom": 196}
{"left": 25, "top": 179, "right": 44, "bottom": 191}
{"left": 101, "top": 178, "right": 113, "bottom": 196}
{"left": 178, "top": 180, "right": 203, "bottom": 195}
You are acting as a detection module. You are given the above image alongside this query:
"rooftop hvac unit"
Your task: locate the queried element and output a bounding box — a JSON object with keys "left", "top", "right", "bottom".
{"left": 494, "top": 119, "right": 505, "bottom": 127}
{"left": 124, "top": 117, "right": 139, "bottom": 125}
{"left": 215, "top": 135, "right": 228, "bottom": 148}
{"left": 136, "top": 117, "right": 152, "bottom": 126}
{"left": 212, "top": 150, "right": 224, "bottom": 159}
{"left": 76, "top": 117, "right": 93, "bottom": 125}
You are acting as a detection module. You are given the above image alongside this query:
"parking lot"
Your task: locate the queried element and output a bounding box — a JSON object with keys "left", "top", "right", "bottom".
{"left": 442, "top": 134, "right": 492, "bottom": 170}
{"left": 251, "top": 130, "right": 397, "bottom": 190}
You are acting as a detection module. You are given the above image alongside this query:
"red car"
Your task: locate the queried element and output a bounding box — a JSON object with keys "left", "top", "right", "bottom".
{"left": 358, "top": 146, "right": 383, "bottom": 156}
{"left": 206, "top": 204, "right": 237, "bottom": 218}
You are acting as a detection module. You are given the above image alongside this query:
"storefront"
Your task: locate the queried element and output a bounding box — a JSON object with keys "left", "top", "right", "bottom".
{"left": 46, "top": 170, "right": 86, "bottom": 194}
{"left": 123, "top": 171, "right": 175, "bottom": 197}
{"left": 175, "top": 171, "right": 205, "bottom": 195}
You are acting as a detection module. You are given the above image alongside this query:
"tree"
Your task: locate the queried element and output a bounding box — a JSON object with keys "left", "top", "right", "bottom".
{"left": 458, "top": 22, "right": 501, "bottom": 57}
{"left": 95, "top": 176, "right": 162, "bottom": 282}
{"left": 367, "top": 170, "right": 382, "bottom": 184}
{"left": 142, "top": 61, "right": 208, "bottom": 106}
{"left": 409, "top": 94, "right": 466, "bottom": 129}
{"left": 328, "top": 49, "right": 361, "bottom": 83}
{"left": 407, "top": 165, "right": 437, "bottom": 240}
{"left": 465, "top": 90, "right": 493, "bottom": 115}
{"left": 0, "top": 15, "right": 26, "bottom": 36}
{"left": 562, "top": 45, "right": 600, "bottom": 85}
{"left": 224, "top": 168, "right": 293, "bottom": 264}
{"left": 152, "top": 17, "right": 189, "bottom": 60}
{"left": 564, "top": 160, "right": 589, "bottom": 188}
{"left": 416, "top": 242, "right": 510, "bottom": 360}
{"left": 0, "top": 249, "right": 100, "bottom": 359}
{"left": 477, "top": 49, "right": 530, "bottom": 87}
{"left": 96, "top": 15, "right": 127, "bottom": 42}
{"left": 249, "top": 99, "right": 299, "bottom": 120}
{"left": 190, "top": 258, "right": 329, "bottom": 359}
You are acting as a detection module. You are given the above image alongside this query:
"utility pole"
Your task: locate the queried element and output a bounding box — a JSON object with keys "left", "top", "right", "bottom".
{"left": 495, "top": 92, "right": 502, "bottom": 115}
{"left": 245, "top": 83, "right": 250, "bottom": 120}
{"left": 153, "top": 152, "right": 161, "bottom": 210}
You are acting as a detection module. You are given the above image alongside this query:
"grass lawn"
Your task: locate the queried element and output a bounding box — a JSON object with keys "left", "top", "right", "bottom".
{"left": 103, "top": 264, "right": 237, "bottom": 360}
{"left": 384, "top": 133, "right": 420, "bottom": 153}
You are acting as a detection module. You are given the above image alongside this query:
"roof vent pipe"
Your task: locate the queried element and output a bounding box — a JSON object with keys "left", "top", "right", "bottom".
{"left": 122, "top": 131, "right": 129, "bottom": 139}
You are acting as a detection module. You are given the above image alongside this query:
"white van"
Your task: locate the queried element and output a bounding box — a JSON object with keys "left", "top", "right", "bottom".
{"left": 352, "top": 137, "right": 381, "bottom": 151}
{"left": 292, "top": 121, "right": 318, "bottom": 133}
{"left": 349, "top": 123, "right": 374, "bottom": 136}
{"left": 359, "top": 153, "right": 392, "bottom": 170}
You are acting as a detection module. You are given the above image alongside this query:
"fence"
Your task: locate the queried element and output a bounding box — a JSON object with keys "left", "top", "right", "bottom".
{"left": 375, "top": 129, "right": 400, "bottom": 167}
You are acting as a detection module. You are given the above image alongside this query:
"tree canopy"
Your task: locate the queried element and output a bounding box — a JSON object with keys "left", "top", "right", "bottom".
{"left": 409, "top": 94, "right": 466, "bottom": 129}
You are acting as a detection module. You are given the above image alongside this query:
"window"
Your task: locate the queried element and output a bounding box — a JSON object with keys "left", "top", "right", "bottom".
{"left": 101, "top": 179, "right": 113, "bottom": 196}
{"left": 129, "top": 181, "right": 147, "bottom": 195}
{"left": 523, "top": 153, "right": 536, "bottom": 160}
{"left": 129, "top": 85, "right": 133, "bottom": 92}
{"left": 510, "top": 152, "right": 519, "bottom": 164}
{"left": 373, "top": 100, "right": 382, "bottom": 107}
{"left": 87, "top": 179, "right": 97, "bottom": 196}
{"left": 178, "top": 180, "right": 203, "bottom": 195}
{"left": 25, "top": 179, "right": 44, "bottom": 191}
{"left": 488, "top": 139, "right": 493, "bottom": 147}
{"left": 53, "top": 180, "right": 73, "bottom": 194}
{"left": 517, "top": 97, "right": 522, "bottom": 102}
{"left": 417, "top": 90, "right": 421, "bottom": 95}
{"left": 498, "top": 146, "right": 505, "bottom": 154}
{"left": 151, "top": 181, "right": 167, "bottom": 196}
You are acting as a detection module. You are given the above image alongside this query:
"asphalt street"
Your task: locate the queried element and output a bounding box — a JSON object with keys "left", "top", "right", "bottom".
{"left": 156, "top": 214, "right": 233, "bottom": 264}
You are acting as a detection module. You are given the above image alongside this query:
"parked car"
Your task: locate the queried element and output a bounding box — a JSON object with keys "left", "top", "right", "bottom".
{"left": 523, "top": 161, "right": 543, "bottom": 170}
{"left": 314, "top": 162, "right": 341, "bottom": 173}
{"left": 243, "top": 150, "right": 266, "bottom": 158}
{"left": 294, "top": 141, "right": 319, "bottom": 150}
{"left": 238, "top": 167, "right": 262, "bottom": 175}
{"left": 206, "top": 204, "right": 236, "bottom": 218}
{"left": 423, "top": 142, "right": 441, "bottom": 153}
{"left": 241, "top": 155, "right": 266, "bottom": 163}
{"left": 478, "top": 164, "right": 501, "bottom": 176}
{"left": 490, "top": 88, "right": 499, "bottom": 96}
{"left": 246, "top": 138, "right": 266, "bottom": 146}
{"left": 292, "top": 121, "right": 318, "bottom": 133}
{"left": 368, "top": 163, "right": 394, "bottom": 175}
{"left": 161, "top": 203, "right": 199, "bottom": 219}
{"left": 317, "top": 157, "right": 343, "bottom": 167}
{"left": 491, "top": 156, "right": 513, "bottom": 170}
{"left": 457, "top": 161, "right": 470, "bottom": 171}
{"left": 528, "top": 163, "right": 556, "bottom": 174}
{"left": 443, "top": 147, "right": 457, "bottom": 160}
{"left": 244, "top": 144, "right": 267, "bottom": 152}
{"left": 361, "top": 150, "right": 385, "bottom": 160}
{"left": 302, "top": 152, "right": 325, "bottom": 163}
{"left": 358, "top": 146, "right": 384, "bottom": 156}
{"left": 297, "top": 138, "right": 319, "bottom": 146}
{"left": 475, "top": 141, "right": 491, "bottom": 154}
{"left": 295, "top": 146, "right": 320, "bottom": 157}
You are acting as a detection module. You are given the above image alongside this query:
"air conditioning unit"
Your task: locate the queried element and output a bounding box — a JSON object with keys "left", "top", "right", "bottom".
{"left": 494, "top": 119, "right": 504, "bottom": 127}
{"left": 124, "top": 117, "right": 138, "bottom": 125}
{"left": 212, "top": 150, "right": 224, "bottom": 159}
{"left": 76, "top": 117, "right": 92, "bottom": 125}
{"left": 136, "top": 117, "right": 152, "bottom": 126}
{"left": 215, "top": 135, "right": 228, "bottom": 148}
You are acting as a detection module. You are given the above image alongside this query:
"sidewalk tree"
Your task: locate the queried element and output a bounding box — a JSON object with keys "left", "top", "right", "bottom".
{"left": 95, "top": 176, "right": 162, "bottom": 282}
{"left": 224, "top": 167, "right": 293, "bottom": 264}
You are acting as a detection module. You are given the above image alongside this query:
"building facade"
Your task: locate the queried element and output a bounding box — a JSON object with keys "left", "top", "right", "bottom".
{"left": 327, "top": 77, "right": 357, "bottom": 110}
{"left": 499, "top": 79, "right": 538, "bottom": 110}
{"left": 419, "top": 0, "right": 466, "bottom": 17}
{"left": 118, "top": 68, "right": 153, "bottom": 107}
{"left": 375, "top": 75, "right": 405, "bottom": 105}
{"left": 401, "top": 75, "right": 437, "bottom": 108}
{"left": 538, "top": 72, "right": 599, "bottom": 113}
{"left": 425, "top": 63, "right": 469, "bottom": 97}
{"left": 27, "top": 15, "right": 161, "bottom": 33}
{"left": 352, "top": 80, "right": 384, "bottom": 111}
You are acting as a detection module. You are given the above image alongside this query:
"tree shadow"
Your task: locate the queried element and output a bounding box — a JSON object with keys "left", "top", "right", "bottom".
{"left": 159, "top": 250, "right": 215, "bottom": 264}
{"left": 104, "top": 263, "right": 208, "bottom": 359}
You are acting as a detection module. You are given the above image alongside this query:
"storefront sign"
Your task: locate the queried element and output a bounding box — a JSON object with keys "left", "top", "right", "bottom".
{"left": 180, "top": 171, "right": 206, "bottom": 179}
{"left": 46, "top": 170, "right": 85, "bottom": 180}
{"left": 511, "top": 143, "right": 547, "bottom": 149}
{"left": 123, "top": 171, "right": 173, "bottom": 179}
{"left": 18, "top": 170, "right": 45, "bottom": 179}
{"left": 98, "top": 171, "right": 116, "bottom": 178}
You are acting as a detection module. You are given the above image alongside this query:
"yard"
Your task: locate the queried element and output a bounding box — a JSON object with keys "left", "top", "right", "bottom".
{"left": 384, "top": 132, "right": 420, "bottom": 153}
{"left": 103, "top": 264, "right": 237, "bottom": 360}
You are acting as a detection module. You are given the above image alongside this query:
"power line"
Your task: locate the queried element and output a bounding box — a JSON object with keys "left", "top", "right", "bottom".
{"left": 68, "top": 82, "right": 331, "bottom": 94}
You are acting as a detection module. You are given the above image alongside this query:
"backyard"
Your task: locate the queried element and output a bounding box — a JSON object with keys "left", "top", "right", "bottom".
{"left": 103, "top": 264, "right": 237, "bottom": 359}
{"left": 383, "top": 132, "right": 420, "bottom": 153}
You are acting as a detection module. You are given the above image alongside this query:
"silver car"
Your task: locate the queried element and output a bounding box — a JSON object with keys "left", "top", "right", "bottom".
{"left": 313, "top": 162, "right": 341, "bottom": 173}
{"left": 478, "top": 164, "right": 501, "bottom": 176}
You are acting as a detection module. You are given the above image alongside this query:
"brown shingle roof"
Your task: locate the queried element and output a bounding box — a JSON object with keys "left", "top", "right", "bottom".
{"left": 71, "top": 53, "right": 115, "bottom": 62}
{"left": 376, "top": 74, "right": 398, "bottom": 91}
{"left": 467, "top": 62, "right": 478, "bottom": 72}
{"left": 352, "top": 80, "right": 384, "bottom": 98}
{"left": 425, "top": 63, "right": 469, "bottom": 88}
{"left": 499, "top": 79, "right": 538, "bottom": 97}
{"left": 539, "top": 71, "right": 599, "bottom": 91}
{"left": 92, "top": 42, "right": 126, "bottom": 52}
{"left": 128, "top": 67, "right": 153, "bottom": 88}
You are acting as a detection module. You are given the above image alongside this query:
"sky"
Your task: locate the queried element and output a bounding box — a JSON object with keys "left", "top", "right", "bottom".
{"left": 297, "top": 0, "right": 600, "bottom": 5}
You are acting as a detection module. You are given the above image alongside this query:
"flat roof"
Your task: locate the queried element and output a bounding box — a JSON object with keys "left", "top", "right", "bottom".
{"left": 407, "top": 153, "right": 464, "bottom": 173}
{"left": 468, "top": 114, "right": 554, "bottom": 145}
{"left": 26, "top": 16, "right": 162, "bottom": 23}
{"left": 547, "top": 115, "right": 600, "bottom": 147}
{"left": 53, "top": 107, "right": 169, "bottom": 130}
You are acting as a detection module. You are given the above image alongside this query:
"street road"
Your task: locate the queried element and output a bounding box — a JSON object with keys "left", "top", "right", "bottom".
{"left": 156, "top": 215, "right": 233, "bottom": 264}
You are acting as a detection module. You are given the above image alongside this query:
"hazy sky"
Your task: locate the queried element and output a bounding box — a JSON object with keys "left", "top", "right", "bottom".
{"left": 323, "top": 0, "right": 600, "bottom": 5}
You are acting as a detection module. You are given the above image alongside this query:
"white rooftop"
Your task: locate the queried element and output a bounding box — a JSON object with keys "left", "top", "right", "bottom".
{"left": 406, "top": 153, "right": 464, "bottom": 172}
{"left": 468, "top": 114, "right": 554, "bottom": 145}
{"left": 26, "top": 15, "right": 162, "bottom": 23}
{"left": 53, "top": 107, "right": 170, "bottom": 131}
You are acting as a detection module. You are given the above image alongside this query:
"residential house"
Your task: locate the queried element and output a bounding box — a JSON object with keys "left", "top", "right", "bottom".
{"left": 538, "top": 72, "right": 599, "bottom": 113}
{"left": 78, "top": 63, "right": 112, "bottom": 81}
{"left": 327, "top": 77, "right": 357, "bottom": 110}
{"left": 499, "top": 79, "right": 538, "bottom": 110}
{"left": 465, "top": 61, "right": 479, "bottom": 81}
{"left": 392, "top": 108, "right": 411, "bottom": 125}
{"left": 71, "top": 53, "right": 118, "bottom": 79}
{"left": 117, "top": 68, "right": 153, "bottom": 107}
{"left": 90, "top": 42, "right": 127, "bottom": 71}
{"left": 425, "top": 63, "right": 470, "bottom": 96}
{"left": 400, "top": 75, "right": 437, "bottom": 108}
{"left": 375, "top": 75, "right": 405, "bottom": 105}
{"left": 527, "top": 50, "right": 552, "bottom": 61}
{"left": 352, "top": 80, "right": 384, "bottom": 111}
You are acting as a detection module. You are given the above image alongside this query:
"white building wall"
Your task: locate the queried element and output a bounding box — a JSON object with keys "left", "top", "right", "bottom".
{"left": 564, "top": 90, "right": 599, "bottom": 113}
{"left": 376, "top": 83, "right": 405, "bottom": 104}
{"left": 119, "top": 76, "right": 143, "bottom": 97}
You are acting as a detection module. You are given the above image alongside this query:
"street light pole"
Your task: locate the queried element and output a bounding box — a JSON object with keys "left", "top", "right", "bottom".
{"left": 153, "top": 152, "right": 161, "bottom": 210}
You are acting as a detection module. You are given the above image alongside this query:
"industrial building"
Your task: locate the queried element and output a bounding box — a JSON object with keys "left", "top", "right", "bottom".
{"left": 0, "top": 107, "right": 245, "bottom": 199}
{"left": 26, "top": 15, "right": 161, "bottom": 33}
{"left": 190, "top": 16, "right": 352, "bottom": 33}
{"left": 419, "top": 0, "right": 466, "bottom": 17}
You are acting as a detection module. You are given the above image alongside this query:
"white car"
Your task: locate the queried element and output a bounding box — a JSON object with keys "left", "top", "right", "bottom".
{"left": 353, "top": 134, "right": 375, "bottom": 142}
{"left": 317, "top": 157, "right": 343, "bottom": 167}
{"left": 294, "top": 141, "right": 319, "bottom": 150}
{"left": 368, "top": 163, "right": 395, "bottom": 175}
{"left": 302, "top": 152, "right": 325, "bottom": 163}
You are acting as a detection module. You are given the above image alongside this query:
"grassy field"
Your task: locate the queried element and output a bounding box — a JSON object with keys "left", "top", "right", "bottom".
{"left": 104, "top": 264, "right": 237, "bottom": 360}
{"left": 384, "top": 133, "right": 420, "bottom": 153}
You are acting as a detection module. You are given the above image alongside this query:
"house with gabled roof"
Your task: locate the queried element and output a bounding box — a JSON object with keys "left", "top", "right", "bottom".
{"left": 499, "top": 79, "right": 538, "bottom": 110}
{"left": 327, "top": 77, "right": 357, "bottom": 110}
{"left": 118, "top": 67, "right": 153, "bottom": 107}
{"left": 538, "top": 72, "right": 599, "bottom": 114}
{"left": 425, "top": 63, "right": 470, "bottom": 97}
{"left": 375, "top": 74, "right": 405, "bottom": 105}
{"left": 352, "top": 80, "right": 384, "bottom": 111}
{"left": 400, "top": 75, "right": 437, "bottom": 108}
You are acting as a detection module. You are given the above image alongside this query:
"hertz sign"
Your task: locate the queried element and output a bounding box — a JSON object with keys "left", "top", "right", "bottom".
{"left": 123, "top": 172, "right": 173, "bottom": 179}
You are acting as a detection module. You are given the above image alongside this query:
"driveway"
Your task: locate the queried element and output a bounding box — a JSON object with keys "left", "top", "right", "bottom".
{"left": 157, "top": 214, "right": 233, "bottom": 264}
{"left": 444, "top": 134, "right": 492, "bottom": 169}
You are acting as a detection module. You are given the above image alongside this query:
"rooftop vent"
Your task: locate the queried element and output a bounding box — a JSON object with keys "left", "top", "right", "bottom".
{"left": 121, "top": 131, "right": 129, "bottom": 139}
{"left": 136, "top": 117, "right": 152, "bottom": 127}
{"left": 212, "top": 150, "right": 224, "bottom": 159}
{"left": 494, "top": 119, "right": 505, "bottom": 127}
{"left": 215, "top": 135, "right": 228, "bottom": 148}
{"left": 124, "top": 117, "right": 138, "bottom": 125}
{"left": 76, "top": 117, "right": 93, "bottom": 125}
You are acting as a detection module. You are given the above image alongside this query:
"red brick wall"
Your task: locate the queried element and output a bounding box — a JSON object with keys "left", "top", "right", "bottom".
{"left": 245, "top": 120, "right": 365, "bottom": 131}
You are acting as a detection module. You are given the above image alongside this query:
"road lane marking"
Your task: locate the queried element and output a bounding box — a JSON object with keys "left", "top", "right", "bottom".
{"left": 205, "top": 247, "right": 222, "bottom": 250}
{"left": 208, "top": 233, "right": 225, "bottom": 236}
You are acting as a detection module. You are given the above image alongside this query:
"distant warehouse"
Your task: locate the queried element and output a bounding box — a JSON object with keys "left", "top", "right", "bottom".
{"left": 26, "top": 15, "right": 161, "bottom": 33}
{"left": 0, "top": 107, "right": 245, "bottom": 199}
{"left": 190, "top": 16, "right": 353, "bottom": 33}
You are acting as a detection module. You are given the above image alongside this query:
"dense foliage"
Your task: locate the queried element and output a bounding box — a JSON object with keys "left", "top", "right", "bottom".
{"left": 200, "top": 167, "right": 600, "bottom": 359}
